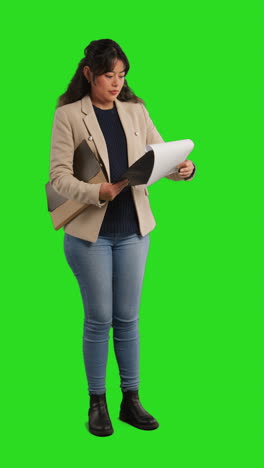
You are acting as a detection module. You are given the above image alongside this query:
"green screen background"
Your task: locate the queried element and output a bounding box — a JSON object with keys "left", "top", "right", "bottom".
{"left": 1, "top": 0, "right": 263, "bottom": 467}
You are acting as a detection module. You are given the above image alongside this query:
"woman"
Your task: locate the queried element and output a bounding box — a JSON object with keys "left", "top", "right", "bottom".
{"left": 49, "top": 39, "right": 196, "bottom": 437}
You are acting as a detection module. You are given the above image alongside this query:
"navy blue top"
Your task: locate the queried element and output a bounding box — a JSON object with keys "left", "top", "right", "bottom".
{"left": 93, "top": 103, "right": 140, "bottom": 235}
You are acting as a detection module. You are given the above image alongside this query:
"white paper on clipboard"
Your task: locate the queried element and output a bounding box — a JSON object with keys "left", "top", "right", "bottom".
{"left": 145, "top": 139, "right": 195, "bottom": 187}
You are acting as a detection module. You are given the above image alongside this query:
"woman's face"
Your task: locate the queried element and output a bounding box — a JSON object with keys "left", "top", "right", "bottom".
{"left": 84, "top": 59, "right": 126, "bottom": 109}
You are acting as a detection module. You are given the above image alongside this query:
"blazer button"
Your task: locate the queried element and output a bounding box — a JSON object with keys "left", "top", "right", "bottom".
{"left": 88, "top": 136, "right": 93, "bottom": 141}
{"left": 135, "top": 132, "right": 139, "bottom": 136}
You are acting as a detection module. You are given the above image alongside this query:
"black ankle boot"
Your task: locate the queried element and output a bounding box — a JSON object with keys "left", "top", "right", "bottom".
{"left": 88, "top": 393, "right": 114, "bottom": 436}
{"left": 119, "top": 390, "right": 159, "bottom": 430}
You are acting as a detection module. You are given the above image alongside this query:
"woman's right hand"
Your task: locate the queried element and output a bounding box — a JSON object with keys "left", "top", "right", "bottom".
{"left": 99, "top": 179, "right": 129, "bottom": 201}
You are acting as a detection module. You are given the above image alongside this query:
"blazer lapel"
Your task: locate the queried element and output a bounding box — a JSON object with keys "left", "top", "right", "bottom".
{"left": 81, "top": 94, "right": 138, "bottom": 182}
{"left": 114, "top": 98, "right": 137, "bottom": 168}
{"left": 81, "top": 95, "right": 110, "bottom": 180}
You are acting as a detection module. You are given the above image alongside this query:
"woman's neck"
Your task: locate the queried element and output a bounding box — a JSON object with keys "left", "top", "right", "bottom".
{"left": 90, "top": 96, "right": 115, "bottom": 110}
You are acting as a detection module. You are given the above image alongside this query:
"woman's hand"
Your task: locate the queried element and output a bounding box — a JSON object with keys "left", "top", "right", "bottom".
{"left": 99, "top": 179, "right": 129, "bottom": 201}
{"left": 176, "top": 160, "right": 195, "bottom": 179}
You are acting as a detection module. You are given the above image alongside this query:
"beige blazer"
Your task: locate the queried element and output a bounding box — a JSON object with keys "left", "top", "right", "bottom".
{"left": 49, "top": 94, "right": 185, "bottom": 242}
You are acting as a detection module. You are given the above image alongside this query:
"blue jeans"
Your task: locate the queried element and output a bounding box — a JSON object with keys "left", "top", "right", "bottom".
{"left": 63, "top": 232, "right": 150, "bottom": 395}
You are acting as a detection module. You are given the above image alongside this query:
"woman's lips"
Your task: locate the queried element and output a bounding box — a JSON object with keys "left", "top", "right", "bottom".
{"left": 110, "top": 90, "right": 119, "bottom": 94}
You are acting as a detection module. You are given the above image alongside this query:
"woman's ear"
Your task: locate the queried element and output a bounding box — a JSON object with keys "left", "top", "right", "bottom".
{"left": 83, "top": 66, "right": 91, "bottom": 82}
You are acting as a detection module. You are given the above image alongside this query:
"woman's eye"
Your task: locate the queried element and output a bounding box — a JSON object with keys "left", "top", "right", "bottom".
{"left": 105, "top": 74, "right": 125, "bottom": 78}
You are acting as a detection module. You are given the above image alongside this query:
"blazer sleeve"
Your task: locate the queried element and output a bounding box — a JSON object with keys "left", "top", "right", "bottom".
{"left": 140, "top": 103, "right": 184, "bottom": 182}
{"left": 49, "top": 107, "right": 106, "bottom": 207}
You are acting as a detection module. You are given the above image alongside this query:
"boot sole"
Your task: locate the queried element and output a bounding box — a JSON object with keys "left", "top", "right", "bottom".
{"left": 119, "top": 414, "right": 159, "bottom": 430}
{"left": 89, "top": 425, "right": 114, "bottom": 436}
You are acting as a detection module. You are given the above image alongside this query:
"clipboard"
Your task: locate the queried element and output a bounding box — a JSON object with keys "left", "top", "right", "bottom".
{"left": 118, "top": 139, "right": 194, "bottom": 186}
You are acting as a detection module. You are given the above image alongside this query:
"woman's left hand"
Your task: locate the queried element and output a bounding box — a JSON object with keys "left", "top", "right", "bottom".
{"left": 176, "top": 160, "right": 195, "bottom": 179}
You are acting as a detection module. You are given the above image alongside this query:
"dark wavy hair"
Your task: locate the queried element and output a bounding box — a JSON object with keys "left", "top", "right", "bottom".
{"left": 56, "top": 39, "right": 144, "bottom": 108}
